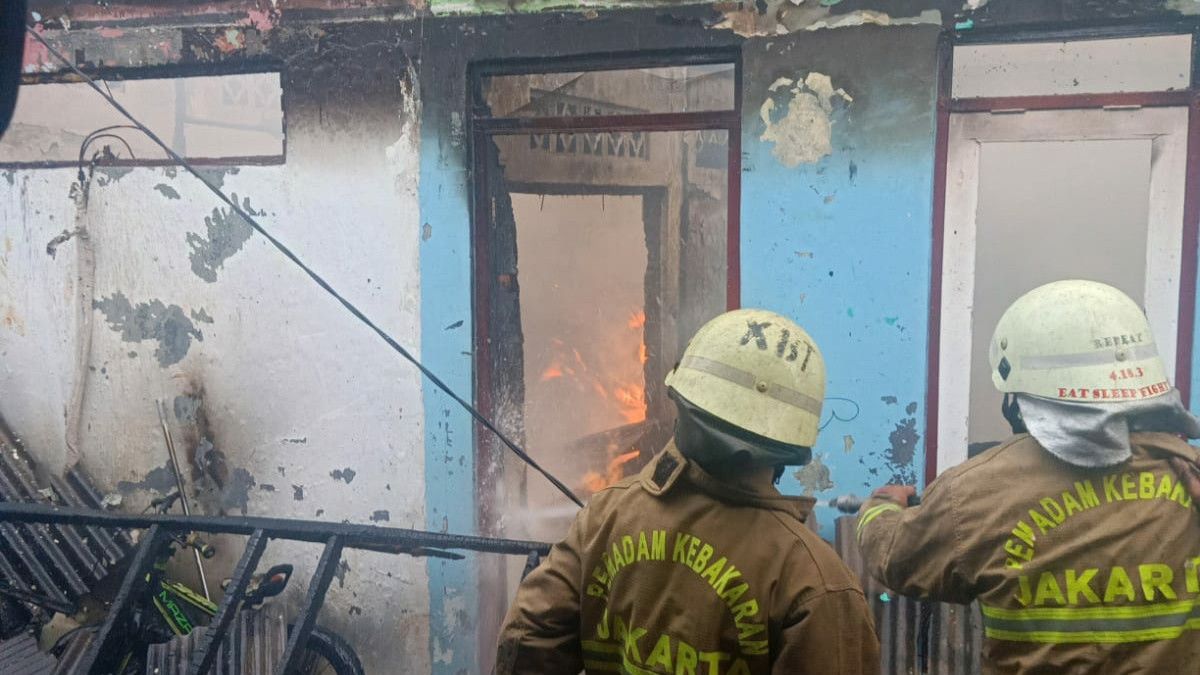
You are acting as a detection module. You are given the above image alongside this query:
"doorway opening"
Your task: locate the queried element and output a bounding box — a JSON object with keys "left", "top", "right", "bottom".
{"left": 469, "top": 50, "right": 742, "bottom": 650}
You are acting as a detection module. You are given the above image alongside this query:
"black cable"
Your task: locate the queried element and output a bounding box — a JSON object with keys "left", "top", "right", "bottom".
{"left": 81, "top": 133, "right": 137, "bottom": 161}
{"left": 78, "top": 125, "right": 141, "bottom": 163}
{"left": 819, "top": 396, "right": 861, "bottom": 430}
{"left": 26, "top": 26, "right": 584, "bottom": 509}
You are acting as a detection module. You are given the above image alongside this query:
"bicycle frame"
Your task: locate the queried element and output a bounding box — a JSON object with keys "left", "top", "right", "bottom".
{"left": 151, "top": 574, "right": 218, "bottom": 637}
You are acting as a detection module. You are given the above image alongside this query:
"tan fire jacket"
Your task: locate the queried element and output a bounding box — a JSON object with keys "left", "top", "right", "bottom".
{"left": 857, "top": 432, "right": 1200, "bottom": 674}
{"left": 496, "top": 443, "right": 880, "bottom": 674}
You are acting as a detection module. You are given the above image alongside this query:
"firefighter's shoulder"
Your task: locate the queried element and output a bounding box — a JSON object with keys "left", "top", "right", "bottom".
{"left": 941, "top": 433, "right": 1039, "bottom": 484}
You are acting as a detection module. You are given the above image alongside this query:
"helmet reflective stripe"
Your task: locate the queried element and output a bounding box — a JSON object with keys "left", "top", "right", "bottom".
{"left": 1020, "top": 343, "right": 1159, "bottom": 371}
{"left": 677, "top": 355, "right": 823, "bottom": 416}
{"left": 989, "top": 280, "right": 1170, "bottom": 402}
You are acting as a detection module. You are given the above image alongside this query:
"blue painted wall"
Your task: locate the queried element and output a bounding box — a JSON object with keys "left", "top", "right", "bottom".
{"left": 740, "top": 26, "right": 941, "bottom": 539}
{"left": 420, "top": 90, "right": 480, "bottom": 673}
{"left": 418, "top": 15, "right": 942, "bottom": 669}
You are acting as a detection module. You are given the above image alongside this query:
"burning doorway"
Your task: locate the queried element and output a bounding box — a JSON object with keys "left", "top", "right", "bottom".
{"left": 471, "top": 53, "right": 741, "bottom": 546}
{"left": 514, "top": 192, "right": 653, "bottom": 499}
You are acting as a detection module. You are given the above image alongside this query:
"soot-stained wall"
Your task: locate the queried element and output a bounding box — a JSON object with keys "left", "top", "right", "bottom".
{"left": 1, "top": 22, "right": 431, "bottom": 673}
{"left": 417, "top": 7, "right": 942, "bottom": 671}
{"left": 17, "top": 1, "right": 1191, "bottom": 672}
{"left": 417, "top": 12, "right": 741, "bottom": 672}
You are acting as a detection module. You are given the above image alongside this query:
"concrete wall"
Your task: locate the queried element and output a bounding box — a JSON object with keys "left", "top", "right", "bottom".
{"left": 7, "top": 0, "right": 1200, "bottom": 673}
{"left": 1, "top": 23, "right": 432, "bottom": 673}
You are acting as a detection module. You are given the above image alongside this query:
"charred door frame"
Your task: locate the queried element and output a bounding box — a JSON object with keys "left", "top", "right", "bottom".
{"left": 925, "top": 25, "right": 1200, "bottom": 483}
{"left": 469, "top": 47, "right": 742, "bottom": 530}
{"left": 468, "top": 51, "right": 741, "bottom": 651}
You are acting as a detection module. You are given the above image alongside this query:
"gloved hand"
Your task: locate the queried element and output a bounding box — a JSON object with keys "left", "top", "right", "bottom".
{"left": 872, "top": 484, "right": 917, "bottom": 507}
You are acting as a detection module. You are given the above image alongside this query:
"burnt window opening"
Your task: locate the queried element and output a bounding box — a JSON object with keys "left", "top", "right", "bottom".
{"left": 0, "top": 71, "right": 285, "bottom": 168}
{"left": 471, "top": 52, "right": 741, "bottom": 543}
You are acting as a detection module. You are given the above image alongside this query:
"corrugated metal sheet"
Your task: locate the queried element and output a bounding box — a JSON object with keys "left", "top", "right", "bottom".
{"left": 144, "top": 605, "right": 288, "bottom": 675}
{"left": 52, "top": 630, "right": 95, "bottom": 675}
{"left": 834, "top": 515, "right": 984, "bottom": 675}
{"left": 0, "top": 440, "right": 133, "bottom": 613}
{"left": 0, "top": 632, "right": 57, "bottom": 675}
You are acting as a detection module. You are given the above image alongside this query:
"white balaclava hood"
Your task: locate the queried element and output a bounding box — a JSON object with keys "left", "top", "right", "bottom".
{"left": 1017, "top": 388, "right": 1200, "bottom": 467}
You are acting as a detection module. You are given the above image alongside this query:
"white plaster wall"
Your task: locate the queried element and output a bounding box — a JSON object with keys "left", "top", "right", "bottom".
{"left": 0, "top": 109, "right": 431, "bottom": 671}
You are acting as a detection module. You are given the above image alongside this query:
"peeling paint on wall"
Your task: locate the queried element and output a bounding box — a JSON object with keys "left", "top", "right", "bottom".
{"left": 93, "top": 292, "right": 204, "bottom": 366}
{"left": 194, "top": 167, "right": 240, "bottom": 190}
{"left": 187, "top": 195, "right": 262, "bottom": 283}
{"left": 759, "top": 72, "right": 852, "bottom": 168}
{"left": 96, "top": 167, "right": 134, "bottom": 186}
{"left": 154, "top": 183, "right": 181, "bottom": 200}
{"left": 794, "top": 453, "right": 834, "bottom": 495}
{"left": 887, "top": 417, "right": 919, "bottom": 477}
{"left": 715, "top": 3, "right": 940, "bottom": 38}
{"left": 200, "top": 466, "right": 257, "bottom": 515}
{"left": 803, "top": 9, "right": 941, "bottom": 31}
{"left": 116, "top": 459, "right": 177, "bottom": 495}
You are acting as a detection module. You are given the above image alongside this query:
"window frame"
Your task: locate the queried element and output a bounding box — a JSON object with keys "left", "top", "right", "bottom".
{"left": 5, "top": 64, "right": 287, "bottom": 169}
{"left": 925, "top": 27, "right": 1200, "bottom": 482}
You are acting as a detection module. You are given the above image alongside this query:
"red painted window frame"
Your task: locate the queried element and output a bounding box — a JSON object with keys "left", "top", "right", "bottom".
{"left": 924, "top": 29, "right": 1200, "bottom": 484}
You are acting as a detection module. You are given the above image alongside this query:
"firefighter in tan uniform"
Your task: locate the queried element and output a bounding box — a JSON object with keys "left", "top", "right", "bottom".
{"left": 858, "top": 280, "right": 1200, "bottom": 673}
{"left": 496, "top": 309, "right": 880, "bottom": 674}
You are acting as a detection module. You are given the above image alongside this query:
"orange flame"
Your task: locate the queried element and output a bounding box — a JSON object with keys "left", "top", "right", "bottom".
{"left": 613, "top": 384, "right": 647, "bottom": 425}
{"left": 542, "top": 305, "right": 650, "bottom": 493}
{"left": 582, "top": 448, "right": 642, "bottom": 494}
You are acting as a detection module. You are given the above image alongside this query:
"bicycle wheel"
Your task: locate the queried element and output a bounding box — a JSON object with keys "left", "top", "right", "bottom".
{"left": 287, "top": 625, "right": 365, "bottom": 675}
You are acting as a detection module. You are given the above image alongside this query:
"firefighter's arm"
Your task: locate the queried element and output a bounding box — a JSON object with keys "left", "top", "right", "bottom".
{"left": 773, "top": 588, "right": 880, "bottom": 675}
{"left": 494, "top": 516, "right": 585, "bottom": 674}
{"left": 856, "top": 476, "right": 973, "bottom": 603}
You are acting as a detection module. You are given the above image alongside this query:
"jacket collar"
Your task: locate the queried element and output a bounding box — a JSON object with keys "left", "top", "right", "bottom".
{"left": 638, "top": 442, "right": 815, "bottom": 523}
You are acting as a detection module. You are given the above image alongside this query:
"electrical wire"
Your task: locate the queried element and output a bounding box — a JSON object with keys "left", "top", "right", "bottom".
{"left": 25, "top": 26, "right": 585, "bottom": 509}
{"left": 80, "top": 134, "right": 136, "bottom": 161}
{"left": 819, "top": 397, "right": 861, "bottom": 430}
{"left": 77, "top": 124, "right": 142, "bottom": 172}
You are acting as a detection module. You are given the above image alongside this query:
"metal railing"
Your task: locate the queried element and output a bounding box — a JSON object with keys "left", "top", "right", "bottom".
{"left": 0, "top": 501, "right": 550, "bottom": 675}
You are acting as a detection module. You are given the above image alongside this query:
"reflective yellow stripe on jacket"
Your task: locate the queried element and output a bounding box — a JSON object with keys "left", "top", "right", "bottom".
{"left": 981, "top": 600, "right": 1200, "bottom": 644}
{"left": 856, "top": 502, "right": 902, "bottom": 541}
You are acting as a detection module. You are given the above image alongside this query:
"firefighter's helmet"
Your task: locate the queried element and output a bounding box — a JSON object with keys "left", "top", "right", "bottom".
{"left": 665, "top": 309, "right": 826, "bottom": 448}
{"left": 989, "top": 280, "right": 1169, "bottom": 403}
